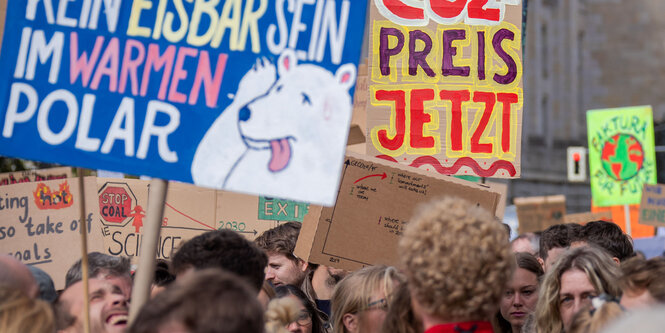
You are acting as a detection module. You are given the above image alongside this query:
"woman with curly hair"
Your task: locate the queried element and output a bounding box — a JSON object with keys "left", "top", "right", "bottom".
{"left": 534, "top": 246, "right": 621, "bottom": 333}
{"left": 399, "top": 197, "right": 513, "bottom": 333}
{"left": 493, "top": 252, "right": 544, "bottom": 333}
{"left": 330, "top": 265, "right": 404, "bottom": 333}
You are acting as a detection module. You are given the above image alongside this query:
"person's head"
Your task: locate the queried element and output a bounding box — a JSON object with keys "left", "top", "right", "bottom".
{"left": 275, "top": 285, "right": 324, "bottom": 333}
{"left": 65, "top": 252, "right": 132, "bottom": 299}
{"left": 171, "top": 229, "right": 267, "bottom": 292}
{"left": 55, "top": 278, "right": 130, "bottom": 333}
{"left": 255, "top": 222, "right": 309, "bottom": 287}
{"left": 259, "top": 280, "right": 277, "bottom": 310}
{"left": 577, "top": 220, "right": 633, "bottom": 263}
{"left": 0, "top": 286, "right": 54, "bottom": 333}
{"left": 150, "top": 259, "right": 175, "bottom": 298}
{"left": 539, "top": 224, "right": 582, "bottom": 271}
{"left": 331, "top": 265, "right": 404, "bottom": 333}
{"left": 28, "top": 266, "right": 57, "bottom": 303}
{"left": 399, "top": 197, "right": 512, "bottom": 325}
{"left": 129, "top": 269, "right": 264, "bottom": 333}
{"left": 380, "top": 282, "right": 423, "bottom": 333}
{"left": 619, "top": 256, "right": 665, "bottom": 309}
{"left": 603, "top": 305, "right": 665, "bottom": 333}
{"left": 0, "top": 255, "right": 38, "bottom": 298}
{"left": 535, "top": 246, "right": 621, "bottom": 333}
{"left": 496, "top": 252, "right": 544, "bottom": 333}
{"left": 512, "top": 233, "right": 540, "bottom": 257}
{"left": 568, "top": 296, "right": 625, "bottom": 333}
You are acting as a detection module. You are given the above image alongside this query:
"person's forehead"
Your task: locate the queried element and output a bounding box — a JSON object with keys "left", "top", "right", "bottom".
{"left": 62, "top": 279, "right": 113, "bottom": 300}
{"left": 268, "top": 252, "right": 293, "bottom": 262}
{"left": 560, "top": 269, "right": 594, "bottom": 293}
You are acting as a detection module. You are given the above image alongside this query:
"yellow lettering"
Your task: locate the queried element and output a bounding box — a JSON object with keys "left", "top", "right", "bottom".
{"left": 163, "top": 0, "right": 191, "bottom": 43}
{"left": 187, "top": 0, "right": 221, "bottom": 46}
{"left": 127, "top": 0, "right": 153, "bottom": 37}
{"left": 238, "top": 0, "right": 267, "bottom": 53}
{"left": 211, "top": 0, "right": 241, "bottom": 49}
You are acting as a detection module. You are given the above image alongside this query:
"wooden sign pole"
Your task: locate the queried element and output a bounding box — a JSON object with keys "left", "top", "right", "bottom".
{"left": 77, "top": 169, "right": 91, "bottom": 333}
{"left": 128, "top": 178, "right": 169, "bottom": 323}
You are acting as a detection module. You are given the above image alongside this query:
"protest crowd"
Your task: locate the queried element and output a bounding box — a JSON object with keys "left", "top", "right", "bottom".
{"left": 1, "top": 196, "right": 665, "bottom": 333}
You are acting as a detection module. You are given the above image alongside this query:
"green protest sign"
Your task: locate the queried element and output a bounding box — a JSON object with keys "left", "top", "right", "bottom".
{"left": 587, "top": 106, "right": 657, "bottom": 206}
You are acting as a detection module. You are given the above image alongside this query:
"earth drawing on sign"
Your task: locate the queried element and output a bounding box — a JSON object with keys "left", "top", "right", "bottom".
{"left": 600, "top": 133, "right": 644, "bottom": 181}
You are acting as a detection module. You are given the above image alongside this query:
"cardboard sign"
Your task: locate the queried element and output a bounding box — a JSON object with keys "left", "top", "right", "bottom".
{"left": 587, "top": 106, "right": 657, "bottom": 206}
{"left": 514, "top": 195, "right": 566, "bottom": 233}
{"left": 486, "top": 181, "right": 508, "bottom": 219}
{"left": 639, "top": 184, "right": 665, "bottom": 228}
{"left": 563, "top": 211, "right": 612, "bottom": 225}
{"left": 0, "top": 167, "right": 72, "bottom": 186}
{"left": 0, "top": 1, "right": 369, "bottom": 206}
{"left": 99, "top": 178, "right": 314, "bottom": 261}
{"left": 365, "top": 0, "right": 524, "bottom": 178}
{"left": 0, "top": 177, "right": 104, "bottom": 289}
{"left": 294, "top": 152, "right": 501, "bottom": 271}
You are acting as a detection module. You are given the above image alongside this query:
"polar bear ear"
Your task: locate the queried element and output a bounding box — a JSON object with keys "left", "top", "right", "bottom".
{"left": 335, "top": 64, "right": 357, "bottom": 91}
{"left": 278, "top": 49, "right": 298, "bottom": 76}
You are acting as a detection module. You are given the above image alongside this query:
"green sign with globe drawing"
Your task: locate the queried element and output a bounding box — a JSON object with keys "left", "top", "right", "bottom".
{"left": 587, "top": 106, "right": 657, "bottom": 206}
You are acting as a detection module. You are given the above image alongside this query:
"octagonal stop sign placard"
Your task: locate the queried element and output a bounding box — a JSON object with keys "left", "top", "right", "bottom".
{"left": 98, "top": 182, "right": 137, "bottom": 225}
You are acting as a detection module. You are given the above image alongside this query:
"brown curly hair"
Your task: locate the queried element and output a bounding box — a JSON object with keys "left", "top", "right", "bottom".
{"left": 399, "top": 196, "right": 512, "bottom": 321}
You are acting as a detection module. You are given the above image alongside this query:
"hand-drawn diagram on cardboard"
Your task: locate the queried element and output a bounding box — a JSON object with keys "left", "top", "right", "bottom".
{"left": 0, "top": 167, "right": 72, "bottom": 186}
{"left": 294, "top": 152, "right": 501, "bottom": 271}
{"left": 0, "top": 177, "right": 103, "bottom": 289}
{"left": 0, "top": 1, "right": 368, "bottom": 206}
{"left": 587, "top": 106, "right": 656, "bottom": 207}
{"left": 366, "top": 0, "right": 524, "bottom": 178}
{"left": 98, "top": 178, "right": 313, "bottom": 261}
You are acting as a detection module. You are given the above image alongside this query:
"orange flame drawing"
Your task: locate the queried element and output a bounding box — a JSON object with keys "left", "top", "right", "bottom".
{"left": 33, "top": 181, "right": 74, "bottom": 210}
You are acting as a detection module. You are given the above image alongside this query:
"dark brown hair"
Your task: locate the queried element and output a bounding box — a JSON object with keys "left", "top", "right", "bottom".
{"left": 129, "top": 269, "right": 264, "bottom": 333}
{"left": 255, "top": 222, "right": 301, "bottom": 261}
{"left": 619, "top": 256, "right": 665, "bottom": 301}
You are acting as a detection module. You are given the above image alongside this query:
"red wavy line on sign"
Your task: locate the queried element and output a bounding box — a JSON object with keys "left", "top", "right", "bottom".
{"left": 164, "top": 202, "right": 216, "bottom": 230}
{"left": 375, "top": 155, "right": 517, "bottom": 177}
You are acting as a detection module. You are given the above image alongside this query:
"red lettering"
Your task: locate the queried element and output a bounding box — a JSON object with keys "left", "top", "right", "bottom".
{"left": 379, "top": 0, "right": 425, "bottom": 20}
{"left": 429, "top": 0, "right": 467, "bottom": 19}
{"left": 497, "top": 92, "right": 519, "bottom": 153}
{"left": 410, "top": 89, "right": 436, "bottom": 149}
{"left": 440, "top": 90, "right": 470, "bottom": 151}
{"left": 470, "top": 92, "right": 495, "bottom": 153}
{"left": 467, "top": 0, "right": 500, "bottom": 22}
{"left": 376, "top": 90, "right": 406, "bottom": 151}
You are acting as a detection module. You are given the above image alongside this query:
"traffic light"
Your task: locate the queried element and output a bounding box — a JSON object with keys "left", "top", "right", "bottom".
{"left": 567, "top": 147, "right": 587, "bottom": 182}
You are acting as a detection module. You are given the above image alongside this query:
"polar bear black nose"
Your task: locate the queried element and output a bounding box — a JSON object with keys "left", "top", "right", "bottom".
{"left": 239, "top": 106, "right": 251, "bottom": 122}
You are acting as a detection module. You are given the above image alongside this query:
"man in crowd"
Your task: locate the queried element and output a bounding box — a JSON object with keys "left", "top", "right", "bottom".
{"left": 399, "top": 197, "right": 512, "bottom": 332}
{"left": 574, "top": 220, "right": 634, "bottom": 263}
{"left": 54, "top": 278, "right": 130, "bottom": 333}
{"left": 65, "top": 252, "right": 132, "bottom": 300}
{"left": 538, "top": 223, "right": 582, "bottom": 271}
{"left": 255, "top": 222, "right": 309, "bottom": 287}
{"left": 172, "top": 229, "right": 267, "bottom": 292}
{"left": 0, "top": 254, "right": 38, "bottom": 298}
{"left": 619, "top": 256, "right": 665, "bottom": 309}
{"left": 511, "top": 232, "right": 540, "bottom": 256}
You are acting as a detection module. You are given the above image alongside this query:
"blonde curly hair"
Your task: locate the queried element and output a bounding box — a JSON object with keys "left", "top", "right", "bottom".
{"left": 398, "top": 196, "right": 512, "bottom": 321}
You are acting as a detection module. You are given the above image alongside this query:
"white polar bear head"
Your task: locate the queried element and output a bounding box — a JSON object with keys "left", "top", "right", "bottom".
{"left": 238, "top": 50, "right": 357, "bottom": 172}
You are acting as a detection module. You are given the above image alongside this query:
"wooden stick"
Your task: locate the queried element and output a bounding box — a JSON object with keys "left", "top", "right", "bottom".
{"left": 77, "top": 168, "right": 90, "bottom": 333}
{"left": 128, "top": 178, "right": 168, "bottom": 324}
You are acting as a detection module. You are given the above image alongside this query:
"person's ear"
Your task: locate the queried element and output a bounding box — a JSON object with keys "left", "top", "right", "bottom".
{"left": 537, "top": 257, "right": 545, "bottom": 271}
{"left": 298, "top": 259, "right": 309, "bottom": 273}
{"left": 612, "top": 257, "right": 621, "bottom": 265}
{"left": 342, "top": 313, "right": 359, "bottom": 333}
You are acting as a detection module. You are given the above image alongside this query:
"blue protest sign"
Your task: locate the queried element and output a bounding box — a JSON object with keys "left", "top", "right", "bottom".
{"left": 0, "top": 0, "right": 367, "bottom": 206}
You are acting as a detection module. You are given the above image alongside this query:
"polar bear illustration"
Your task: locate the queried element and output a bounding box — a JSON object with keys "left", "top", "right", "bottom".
{"left": 191, "top": 50, "right": 356, "bottom": 205}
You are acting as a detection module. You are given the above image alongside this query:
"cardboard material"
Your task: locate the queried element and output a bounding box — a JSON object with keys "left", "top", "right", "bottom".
{"left": 0, "top": 177, "right": 103, "bottom": 289}
{"left": 587, "top": 106, "right": 657, "bottom": 206}
{"left": 564, "top": 211, "right": 612, "bottom": 225}
{"left": 0, "top": 1, "right": 369, "bottom": 207}
{"left": 347, "top": 125, "right": 366, "bottom": 146}
{"left": 0, "top": 167, "right": 72, "bottom": 186}
{"left": 294, "top": 152, "right": 501, "bottom": 271}
{"left": 639, "top": 184, "right": 665, "bottom": 228}
{"left": 486, "top": 181, "right": 509, "bottom": 219}
{"left": 366, "top": 1, "right": 524, "bottom": 178}
{"left": 591, "top": 203, "right": 655, "bottom": 238}
{"left": 514, "top": 195, "right": 566, "bottom": 233}
{"left": 348, "top": 61, "right": 369, "bottom": 155}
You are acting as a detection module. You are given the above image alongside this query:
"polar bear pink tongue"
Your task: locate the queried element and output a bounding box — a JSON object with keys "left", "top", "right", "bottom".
{"left": 269, "top": 138, "right": 291, "bottom": 172}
